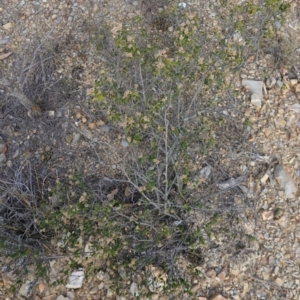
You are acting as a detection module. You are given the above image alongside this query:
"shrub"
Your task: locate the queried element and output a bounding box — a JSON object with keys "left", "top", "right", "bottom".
{"left": 0, "top": 0, "right": 293, "bottom": 296}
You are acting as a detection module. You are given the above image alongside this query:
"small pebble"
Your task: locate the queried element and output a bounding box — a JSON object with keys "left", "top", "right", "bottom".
{"left": 88, "top": 123, "right": 95, "bottom": 130}
{"left": 121, "top": 139, "right": 129, "bottom": 148}
{"left": 3, "top": 23, "right": 12, "bottom": 30}
{"left": 251, "top": 93, "right": 262, "bottom": 108}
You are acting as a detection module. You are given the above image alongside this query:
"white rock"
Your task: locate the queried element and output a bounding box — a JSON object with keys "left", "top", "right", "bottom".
{"left": 260, "top": 173, "right": 269, "bottom": 185}
{"left": 71, "top": 133, "right": 81, "bottom": 145}
{"left": 210, "top": 295, "right": 227, "bottom": 300}
{"left": 0, "top": 38, "right": 9, "bottom": 45}
{"left": 66, "top": 291, "right": 75, "bottom": 300}
{"left": 251, "top": 93, "right": 262, "bottom": 108}
{"left": 19, "top": 281, "right": 33, "bottom": 297}
{"left": 121, "top": 139, "right": 129, "bottom": 148}
{"left": 130, "top": 282, "right": 139, "bottom": 297}
{"left": 275, "top": 277, "right": 284, "bottom": 286}
{"left": 0, "top": 153, "right": 6, "bottom": 163}
{"left": 290, "top": 79, "right": 298, "bottom": 86}
{"left": 3, "top": 23, "right": 12, "bottom": 30}
{"left": 199, "top": 165, "right": 211, "bottom": 180}
{"left": 48, "top": 110, "right": 55, "bottom": 117}
{"left": 295, "top": 83, "right": 300, "bottom": 93}
{"left": 178, "top": 2, "right": 187, "bottom": 8}
{"left": 172, "top": 220, "right": 182, "bottom": 226}
{"left": 66, "top": 268, "right": 84, "bottom": 289}
{"left": 57, "top": 296, "right": 70, "bottom": 300}
{"left": 242, "top": 80, "right": 266, "bottom": 99}
{"left": 274, "top": 165, "right": 298, "bottom": 199}
{"left": 287, "top": 103, "right": 300, "bottom": 113}
{"left": 93, "top": 3, "right": 99, "bottom": 12}
{"left": 99, "top": 282, "right": 105, "bottom": 290}
{"left": 276, "top": 80, "right": 283, "bottom": 88}
{"left": 106, "top": 288, "right": 113, "bottom": 297}
{"left": 56, "top": 108, "right": 63, "bottom": 118}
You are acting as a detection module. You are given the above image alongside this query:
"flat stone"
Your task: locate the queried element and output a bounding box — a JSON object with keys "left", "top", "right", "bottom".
{"left": 48, "top": 110, "right": 55, "bottom": 117}
{"left": 287, "top": 103, "right": 300, "bottom": 112}
{"left": 198, "top": 165, "right": 211, "bottom": 181}
{"left": 251, "top": 93, "right": 262, "bottom": 108}
{"left": 0, "top": 38, "right": 9, "bottom": 45}
{"left": 93, "top": 4, "right": 99, "bottom": 12}
{"left": 66, "top": 269, "right": 84, "bottom": 289}
{"left": 276, "top": 80, "right": 283, "bottom": 89}
{"left": 178, "top": 2, "right": 187, "bottom": 8}
{"left": 275, "top": 277, "right": 284, "bottom": 286}
{"left": 88, "top": 123, "right": 95, "bottom": 130}
{"left": 66, "top": 291, "right": 75, "bottom": 300}
{"left": 260, "top": 173, "right": 269, "bottom": 185}
{"left": 106, "top": 288, "right": 113, "bottom": 297}
{"left": 3, "top": 23, "right": 13, "bottom": 30}
{"left": 130, "top": 282, "right": 139, "bottom": 297}
{"left": 71, "top": 133, "right": 81, "bottom": 145}
{"left": 217, "top": 271, "right": 227, "bottom": 281}
{"left": 290, "top": 79, "right": 298, "bottom": 86}
{"left": 19, "top": 281, "right": 33, "bottom": 297}
{"left": 295, "top": 83, "right": 300, "bottom": 93}
{"left": 0, "top": 153, "right": 6, "bottom": 163}
{"left": 121, "top": 139, "right": 129, "bottom": 148}
{"left": 98, "top": 282, "right": 105, "bottom": 290}
{"left": 242, "top": 79, "right": 266, "bottom": 99}
{"left": 57, "top": 296, "right": 70, "bottom": 300}
{"left": 210, "top": 295, "right": 227, "bottom": 300}
{"left": 274, "top": 165, "right": 298, "bottom": 199}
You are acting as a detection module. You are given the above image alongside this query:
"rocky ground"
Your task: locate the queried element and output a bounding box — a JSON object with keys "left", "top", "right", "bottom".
{"left": 1, "top": 0, "right": 300, "bottom": 299}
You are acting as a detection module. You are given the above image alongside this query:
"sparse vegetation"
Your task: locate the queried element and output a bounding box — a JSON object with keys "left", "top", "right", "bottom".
{"left": 0, "top": 0, "right": 297, "bottom": 298}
